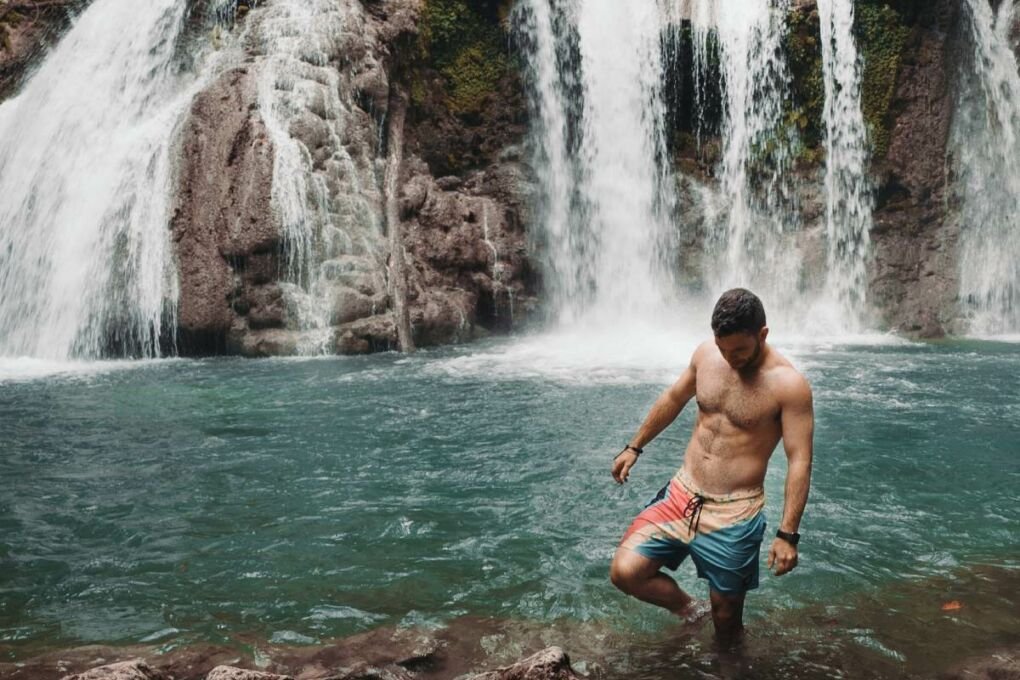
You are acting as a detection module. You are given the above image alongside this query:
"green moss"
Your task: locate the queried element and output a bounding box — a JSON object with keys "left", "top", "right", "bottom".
{"left": 785, "top": 8, "right": 826, "bottom": 156}
{"left": 443, "top": 45, "right": 506, "bottom": 113}
{"left": 417, "top": 0, "right": 510, "bottom": 116}
{"left": 855, "top": 2, "right": 910, "bottom": 158}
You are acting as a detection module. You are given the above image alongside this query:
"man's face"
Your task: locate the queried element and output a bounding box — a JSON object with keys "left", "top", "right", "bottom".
{"left": 715, "top": 329, "right": 766, "bottom": 371}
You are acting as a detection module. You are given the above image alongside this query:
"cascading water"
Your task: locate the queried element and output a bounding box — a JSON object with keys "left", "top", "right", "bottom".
{"left": 817, "top": 0, "right": 873, "bottom": 331}
{"left": 252, "top": 0, "right": 387, "bottom": 353}
{"left": 522, "top": 0, "right": 878, "bottom": 338}
{"left": 688, "top": 0, "right": 804, "bottom": 323}
{"left": 0, "top": 0, "right": 226, "bottom": 360}
{"left": 516, "top": 0, "right": 678, "bottom": 327}
{"left": 514, "top": 0, "right": 584, "bottom": 317}
{"left": 953, "top": 0, "right": 1020, "bottom": 336}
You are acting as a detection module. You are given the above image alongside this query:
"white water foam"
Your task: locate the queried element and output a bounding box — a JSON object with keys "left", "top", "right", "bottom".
{"left": 0, "top": 357, "right": 172, "bottom": 384}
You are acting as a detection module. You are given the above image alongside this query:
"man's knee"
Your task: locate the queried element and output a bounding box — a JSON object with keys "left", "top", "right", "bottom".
{"left": 609, "top": 548, "right": 649, "bottom": 595}
{"left": 609, "top": 559, "right": 636, "bottom": 594}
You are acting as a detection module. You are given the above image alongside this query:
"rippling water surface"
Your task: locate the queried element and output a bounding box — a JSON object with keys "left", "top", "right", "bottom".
{"left": 1, "top": 334, "right": 1018, "bottom": 677}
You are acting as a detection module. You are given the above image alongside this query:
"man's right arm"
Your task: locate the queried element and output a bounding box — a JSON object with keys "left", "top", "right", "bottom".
{"left": 611, "top": 346, "right": 701, "bottom": 484}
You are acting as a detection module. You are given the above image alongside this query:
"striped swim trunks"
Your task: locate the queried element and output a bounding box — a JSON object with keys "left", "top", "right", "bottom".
{"left": 619, "top": 468, "right": 767, "bottom": 595}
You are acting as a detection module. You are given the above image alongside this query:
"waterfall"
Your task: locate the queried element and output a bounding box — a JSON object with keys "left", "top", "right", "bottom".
{"left": 516, "top": 0, "right": 678, "bottom": 326}
{"left": 0, "top": 0, "right": 223, "bottom": 360}
{"left": 818, "top": 0, "right": 873, "bottom": 331}
{"left": 520, "top": 0, "right": 882, "bottom": 337}
{"left": 954, "top": 0, "right": 1020, "bottom": 336}
{"left": 689, "top": 0, "right": 804, "bottom": 323}
{"left": 514, "top": 0, "right": 583, "bottom": 317}
{"left": 252, "top": 0, "right": 387, "bottom": 353}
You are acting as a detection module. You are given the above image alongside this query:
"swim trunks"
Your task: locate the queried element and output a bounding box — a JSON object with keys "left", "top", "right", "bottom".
{"left": 619, "top": 468, "right": 767, "bottom": 595}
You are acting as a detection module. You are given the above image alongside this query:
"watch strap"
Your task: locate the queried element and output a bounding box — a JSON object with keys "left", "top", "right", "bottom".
{"left": 776, "top": 529, "right": 800, "bottom": 546}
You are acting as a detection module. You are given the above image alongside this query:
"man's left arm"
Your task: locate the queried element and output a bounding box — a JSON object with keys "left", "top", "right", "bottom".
{"left": 768, "top": 373, "right": 814, "bottom": 577}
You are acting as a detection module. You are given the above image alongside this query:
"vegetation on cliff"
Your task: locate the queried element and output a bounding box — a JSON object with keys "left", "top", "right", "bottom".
{"left": 854, "top": 1, "right": 911, "bottom": 159}
{"left": 403, "top": 0, "right": 524, "bottom": 176}
{"left": 415, "top": 0, "right": 512, "bottom": 115}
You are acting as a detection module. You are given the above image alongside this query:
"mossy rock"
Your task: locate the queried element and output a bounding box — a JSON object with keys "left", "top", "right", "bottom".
{"left": 416, "top": 0, "right": 511, "bottom": 117}
{"left": 855, "top": 2, "right": 910, "bottom": 158}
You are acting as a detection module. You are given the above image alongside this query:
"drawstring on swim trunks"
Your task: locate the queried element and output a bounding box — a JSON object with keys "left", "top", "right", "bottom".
{"left": 682, "top": 494, "right": 705, "bottom": 535}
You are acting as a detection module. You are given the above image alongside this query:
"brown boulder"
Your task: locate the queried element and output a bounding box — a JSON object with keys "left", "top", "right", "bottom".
{"left": 172, "top": 65, "right": 277, "bottom": 352}
{"left": 60, "top": 659, "right": 167, "bottom": 680}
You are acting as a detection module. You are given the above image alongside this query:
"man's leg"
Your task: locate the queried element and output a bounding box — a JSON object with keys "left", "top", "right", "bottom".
{"left": 609, "top": 546, "right": 695, "bottom": 616}
{"left": 708, "top": 589, "right": 746, "bottom": 645}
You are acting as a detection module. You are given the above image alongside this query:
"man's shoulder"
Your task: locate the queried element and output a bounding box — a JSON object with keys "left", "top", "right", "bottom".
{"left": 767, "top": 364, "right": 807, "bottom": 407}
{"left": 765, "top": 353, "right": 812, "bottom": 401}
{"left": 691, "top": 339, "right": 717, "bottom": 366}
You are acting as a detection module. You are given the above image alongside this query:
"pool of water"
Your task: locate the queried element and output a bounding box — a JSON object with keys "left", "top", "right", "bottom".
{"left": 1, "top": 333, "right": 1018, "bottom": 676}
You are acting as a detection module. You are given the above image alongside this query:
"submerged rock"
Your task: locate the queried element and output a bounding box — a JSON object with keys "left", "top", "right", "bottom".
{"left": 939, "top": 645, "right": 1020, "bottom": 679}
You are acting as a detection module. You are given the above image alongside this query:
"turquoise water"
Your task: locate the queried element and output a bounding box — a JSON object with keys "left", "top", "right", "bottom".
{"left": 1, "top": 336, "right": 1018, "bottom": 675}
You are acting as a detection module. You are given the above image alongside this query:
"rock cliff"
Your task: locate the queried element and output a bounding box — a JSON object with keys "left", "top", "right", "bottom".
{"left": 171, "top": 0, "right": 537, "bottom": 356}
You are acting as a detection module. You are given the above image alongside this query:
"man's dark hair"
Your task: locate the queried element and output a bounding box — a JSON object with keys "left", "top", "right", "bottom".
{"left": 711, "top": 288, "right": 766, "bottom": 336}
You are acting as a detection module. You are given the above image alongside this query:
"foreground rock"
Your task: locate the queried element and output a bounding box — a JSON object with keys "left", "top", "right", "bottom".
{"left": 62, "top": 660, "right": 167, "bottom": 680}
{"left": 205, "top": 668, "right": 292, "bottom": 680}
{"left": 466, "top": 647, "right": 583, "bottom": 680}
{"left": 50, "top": 645, "right": 581, "bottom": 680}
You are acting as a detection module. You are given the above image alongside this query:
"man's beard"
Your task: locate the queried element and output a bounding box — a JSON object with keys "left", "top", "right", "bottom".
{"left": 737, "top": 338, "right": 763, "bottom": 372}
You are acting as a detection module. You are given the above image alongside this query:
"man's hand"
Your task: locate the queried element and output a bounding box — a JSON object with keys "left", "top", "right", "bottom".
{"left": 611, "top": 450, "right": 639, "bottom": 484}
{"left": 767, "top": 537, "right": 799, "bottom": 576}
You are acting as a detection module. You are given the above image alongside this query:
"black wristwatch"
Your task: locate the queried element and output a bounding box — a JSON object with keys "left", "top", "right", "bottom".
{"left": 776, "top": 529, "right": 800, "bottom": 546}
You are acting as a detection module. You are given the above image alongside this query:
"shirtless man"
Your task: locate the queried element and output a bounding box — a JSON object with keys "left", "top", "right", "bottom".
{"left": 609, "top": 288, "right": 814, "bottom": 643}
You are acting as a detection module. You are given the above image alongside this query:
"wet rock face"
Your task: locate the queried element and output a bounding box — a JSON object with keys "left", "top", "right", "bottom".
{"left": 399, "top": 156, "right": 538, "bottom": 347}
{"left": 169, "top": 0, "right": 536, "bottom": 357}
{"left": 868, "top": 0, "right": 962, "bottom": 338}
{"left": 0, "top": 0, "right": 93, "bottom": 101}
{"left": 171, "top": 65, "right": 279, "bottom": 355}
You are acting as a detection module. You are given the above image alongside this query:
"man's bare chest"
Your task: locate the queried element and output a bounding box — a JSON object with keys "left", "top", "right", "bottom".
{"left": 696, "top": 373, "right": 780, "bottom": 430}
